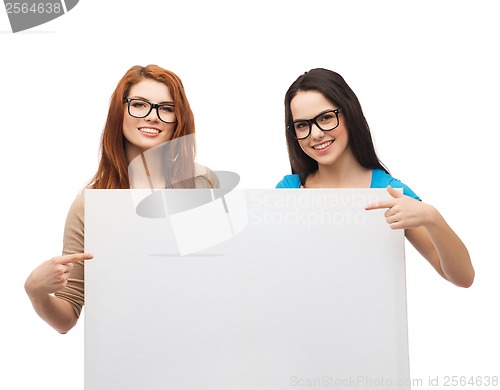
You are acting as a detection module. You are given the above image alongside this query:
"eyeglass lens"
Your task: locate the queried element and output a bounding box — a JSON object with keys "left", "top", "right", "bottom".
{"left": 128, "top": 99, "right": 176, "bottom": 123}
{"left": 293, "top": 110, "right": 339, "bottom": 139}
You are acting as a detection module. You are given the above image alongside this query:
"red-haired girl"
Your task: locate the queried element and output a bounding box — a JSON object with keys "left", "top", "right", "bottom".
{"left": 25, "top": 65, "right": 218, "bottom": 333}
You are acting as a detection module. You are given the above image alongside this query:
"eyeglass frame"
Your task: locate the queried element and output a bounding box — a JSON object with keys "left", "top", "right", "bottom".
{"left": 124, "top": 97, "right": 177, "bottom": 124}
{"left": 287, "top": 108, "right": 343, "bottom": 140}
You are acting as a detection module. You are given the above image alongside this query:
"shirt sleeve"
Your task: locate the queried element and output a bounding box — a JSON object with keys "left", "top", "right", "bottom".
{"left": 194, "top": 164, "right": 220, "bottom": 188}
{"left": 388, "top": 177, "right": 421, "bottom": 201}
{"left": 276, "top": 174, "right": 300, "bottom": 188}
{"left": 371, "top": 169, "right": 421, "bottom": 201}
{"left": 54, "top": 191, "right": 85, "bottom": 318}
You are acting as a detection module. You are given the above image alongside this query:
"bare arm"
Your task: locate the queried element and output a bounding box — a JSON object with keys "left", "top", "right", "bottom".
{"left": 25, "top": 253, "right": 93, "bottom": 333}
{"left": 405, "top": 218, "right": 474, "bottom": 287}
{"left": 366, "top": 186, "right": 474, "bottom": 287}
{"left": 25, "top": 293, "right": 78, "bottom": 334}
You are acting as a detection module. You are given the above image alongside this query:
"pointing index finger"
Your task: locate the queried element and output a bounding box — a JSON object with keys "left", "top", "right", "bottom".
{"left": 365, "top": 200, "right": 395, "bottom": 211}
{"left": 57, "top": 253, "right": 94, "bottom": 265}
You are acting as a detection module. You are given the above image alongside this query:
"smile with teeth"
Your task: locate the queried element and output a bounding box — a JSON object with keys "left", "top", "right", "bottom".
{"left": 138, "top": 127, "right": 161, "bottom": 134}
{"left": 313, "top": 140, "right": 334, "bottom": 150}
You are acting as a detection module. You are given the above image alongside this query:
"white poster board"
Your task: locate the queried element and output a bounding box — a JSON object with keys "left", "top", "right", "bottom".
{"left": 85, "top": 189, "right": 410, "bottom": 389}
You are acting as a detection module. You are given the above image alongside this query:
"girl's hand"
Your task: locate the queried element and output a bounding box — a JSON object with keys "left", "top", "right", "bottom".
{"left": 25, "top": 253, "right": 93, "bottom": 299}
{"left": 364, "top": 185, "right": 436, "bottom": 230}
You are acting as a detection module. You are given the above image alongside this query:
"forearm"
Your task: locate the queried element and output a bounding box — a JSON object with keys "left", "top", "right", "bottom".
{"left": 26, "top": 291, "right": 78, "bottom": 334}
{"left": 425, "top": 208, "right": 474, "bottom": 287}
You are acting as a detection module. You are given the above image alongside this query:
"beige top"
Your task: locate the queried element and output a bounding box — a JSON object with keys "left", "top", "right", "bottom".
{"left": 54, "top": 164, "right": 219, "bottom": 318}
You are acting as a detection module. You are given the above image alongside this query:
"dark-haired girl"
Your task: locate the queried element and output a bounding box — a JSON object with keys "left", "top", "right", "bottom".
{"left": 277, "top": 68, "right": 474, "bottom": 288}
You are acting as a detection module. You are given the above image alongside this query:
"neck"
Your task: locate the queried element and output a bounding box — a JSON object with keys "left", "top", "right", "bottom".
{"left": 307, "top": 151, "right": 372, "bottom": 188}
{"left": 125, "top": 141, "right": 142, "bottom": 165}
{"left": 125, "top": 142, "right": 168, "bottom": 189}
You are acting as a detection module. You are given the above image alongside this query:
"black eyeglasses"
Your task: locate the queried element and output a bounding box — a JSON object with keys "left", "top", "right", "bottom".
{"left": 125, "top": 98, "right": 176, "bottom": 123}
{"left": 288, "top": 109, "right": 342, "bottom": 140}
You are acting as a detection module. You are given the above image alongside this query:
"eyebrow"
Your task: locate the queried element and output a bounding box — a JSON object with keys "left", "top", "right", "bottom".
{"left": 130, "top": 96, "right": 174, "bottom": 105}
{"left": 293, "top": 108, "right": 339, "bottom": 121}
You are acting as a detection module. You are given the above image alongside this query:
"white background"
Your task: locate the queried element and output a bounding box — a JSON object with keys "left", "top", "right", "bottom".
{"left": 1, "top": 1, "right": 498, "bottom": 389}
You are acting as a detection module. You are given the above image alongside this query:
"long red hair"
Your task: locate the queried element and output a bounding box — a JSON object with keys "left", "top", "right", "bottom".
{"left": 90, "top": 65, "right": 196, "bottom": 189}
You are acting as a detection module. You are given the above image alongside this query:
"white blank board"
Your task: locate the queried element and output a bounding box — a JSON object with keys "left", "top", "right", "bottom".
{"left": 85, "top": 189, "right": 410, "bottom": 389}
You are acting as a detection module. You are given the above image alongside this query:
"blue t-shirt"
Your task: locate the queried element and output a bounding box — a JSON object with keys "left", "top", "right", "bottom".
{"left": 276, "top": 169, "right": 420, "bottom": 200}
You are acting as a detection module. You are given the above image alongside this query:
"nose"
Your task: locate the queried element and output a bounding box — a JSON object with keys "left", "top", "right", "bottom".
{"left": 310, "top": 123, "right": 324, "bottom": 139}
{"left": 145, "top": 106, "right": 160, "bottom": 121}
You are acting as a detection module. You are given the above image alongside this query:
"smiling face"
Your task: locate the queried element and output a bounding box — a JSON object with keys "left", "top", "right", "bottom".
{"left": 122, "top": 78, "right": 177, "bottom": 162}
{"left": 291, "top": 90, "right": 353, "bottom": 170}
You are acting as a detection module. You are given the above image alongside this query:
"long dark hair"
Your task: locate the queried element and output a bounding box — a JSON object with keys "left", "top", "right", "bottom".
{"left": 284, "top": 68, "right": 388, "bottom": 185}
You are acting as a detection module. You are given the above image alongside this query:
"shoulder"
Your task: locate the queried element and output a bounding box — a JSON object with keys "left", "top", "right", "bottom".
{"left": 63, "top": 190, "right": 85, "bottom": 255}
{"left": 276, "top": 174, "right": 301, "bottom": 188}
{"left": 67, "top": 190, "right": 85, "bottom": 222}
{"left": 194, "top": 163, "right": 220, "bottom": 189}
{"left": 370, "top": 169, "right": 421, "bottom": 200}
